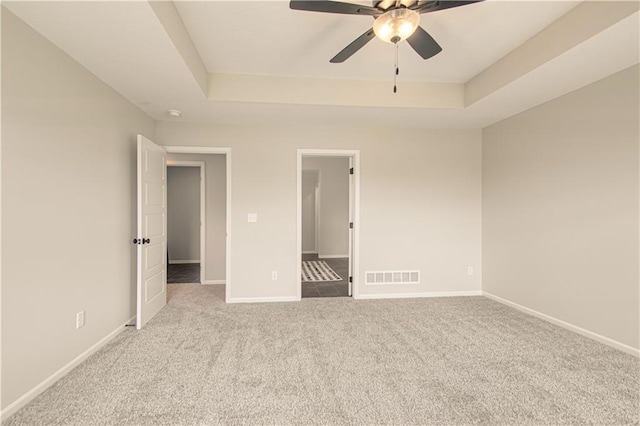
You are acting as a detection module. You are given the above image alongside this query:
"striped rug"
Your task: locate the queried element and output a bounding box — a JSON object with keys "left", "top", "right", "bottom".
{"left": 301, "top": 261, "right": 342, "bottom": 282}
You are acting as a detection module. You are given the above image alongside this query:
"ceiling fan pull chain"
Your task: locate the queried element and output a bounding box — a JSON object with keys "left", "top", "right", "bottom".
{"left": 393, "top": 43, "right": 399, "bottom": 93}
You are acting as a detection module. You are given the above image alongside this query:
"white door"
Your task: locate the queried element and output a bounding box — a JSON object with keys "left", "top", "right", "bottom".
{"left": 136, "top": 135, "right": 167, "bottom": 329}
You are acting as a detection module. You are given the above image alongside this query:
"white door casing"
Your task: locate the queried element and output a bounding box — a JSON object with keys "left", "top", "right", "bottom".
{"left": 297, "top": 149, "right": 360, "bottom": 300}
{"left": 163, "top": 146, "right": 231, "bottom": 301}
{"left": 348, "top": 156, "right": 354, "bottom": 297}
{"left": 136, "top": 135, "right": 167, "bottom": 329}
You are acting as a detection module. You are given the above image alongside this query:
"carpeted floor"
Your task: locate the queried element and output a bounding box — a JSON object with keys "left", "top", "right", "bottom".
{"left": 5, "top": 284, "right": 639, "bottom": 425}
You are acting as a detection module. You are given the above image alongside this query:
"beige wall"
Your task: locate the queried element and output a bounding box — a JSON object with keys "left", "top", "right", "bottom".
{"left": 156, "top": 123, "right": 482, "bottom": 299}
{"left": 167, "top": 167, "right": 201, "bottom": 263}
{"left": 303, "top": 157, "right": 350, "bottom": 258}
{"left": 166, "top": 153, "right": 226, "bottom": 282}
{"left": 1, "top": 9, "right": 155, "bottom": 410}
{"left": 482, "top": 65, "right": 640, "bottom": 349}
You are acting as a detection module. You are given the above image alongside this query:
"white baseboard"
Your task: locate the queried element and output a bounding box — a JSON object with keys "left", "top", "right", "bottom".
{"left": 0, "top": 315, "right": 136, "bottom": 422}
{"left": 302, "top": 251, "right": 318, "bottom": 255}
{"left": 169, "top": 260, "right": 199, "bottom": 264}
{"left": 483, "top": 291, "right": 639, "bottom": 357}
{"left": 355, "top": 290, "right": 482, "bottom": 300}
{"left": 318, "top": 254, "right": 349, "bottom": 259}
{"left": 227, "top": 296, "right": 299, "bottom": 304}
{"left": 203, "top": 280, "right": 225, "bottom": 285}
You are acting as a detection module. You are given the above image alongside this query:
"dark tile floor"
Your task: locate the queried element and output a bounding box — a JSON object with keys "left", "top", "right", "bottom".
{"left": 167, "top": 263, "right": 201, "bottom": 284}
{"left": 302, "top": 253, "right": 349, "bottom": 298}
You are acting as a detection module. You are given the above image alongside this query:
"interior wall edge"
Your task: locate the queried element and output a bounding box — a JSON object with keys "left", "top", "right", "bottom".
{"left": 483, "top": 292, "right": 639, "bottom": 357}
{"left": 0, "top": 316, "right": 136, "bottom": 422}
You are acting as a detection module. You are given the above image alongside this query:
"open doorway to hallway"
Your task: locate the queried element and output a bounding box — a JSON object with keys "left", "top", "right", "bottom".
{"left": 166, "top": 162, "right": 204, "bottom": 283}
{"left": 299, "top": 152, "right": 358, "bottom": 298}
{"left": 165, "top": 152, "right": 228, "bottom": 290}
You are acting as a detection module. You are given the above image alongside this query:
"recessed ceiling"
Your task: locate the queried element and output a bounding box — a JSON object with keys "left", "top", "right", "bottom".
{"left": 4, "top": 0, "right": 639, "bottom": 129}
{"left": 174, "top": 0, "right": 577, "bottom": 82}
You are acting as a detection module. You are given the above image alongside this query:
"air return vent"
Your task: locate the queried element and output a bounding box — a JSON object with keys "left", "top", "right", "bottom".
{"left": 365, "top": 270, "right": 420, "bottom": 285}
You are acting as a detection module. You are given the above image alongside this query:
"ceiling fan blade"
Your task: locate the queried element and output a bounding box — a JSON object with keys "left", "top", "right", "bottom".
{"left": 407, "top": 26, "right": 442, "bottom": 60}
{"left": 330, "top": 28, "right": 376, "bottom": 63}
{"left": 411, "top": 0, "right": 483, "bottom": 14}
{"left": 290, "top": 1, "right": 381, "bottom": 16}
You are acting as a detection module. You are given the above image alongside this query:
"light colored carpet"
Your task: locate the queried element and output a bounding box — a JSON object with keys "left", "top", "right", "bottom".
{"left": 5, "top": 284, "right": 639, "bottom": 425}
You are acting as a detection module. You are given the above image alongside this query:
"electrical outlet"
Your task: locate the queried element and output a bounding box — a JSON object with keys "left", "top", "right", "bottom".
{"left": 271, "top": 271, "right": 278, "bottom": 280}
{"left": 248, "top": 213, "right": 258, "bottom": 223}
{"left": 76, "top": 311, "right": 85, "bottom": 329}
{"left": 467, "top": 266, "right": 474, "bottom": 276}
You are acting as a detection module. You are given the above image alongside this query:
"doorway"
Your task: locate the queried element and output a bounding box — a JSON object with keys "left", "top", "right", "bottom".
{"left": 297, "top": 149, "right": 360, "bottom": 299}
{"left": 164, "top": 146, "right": 231, "bottom": 301}
{"left": 166, "top": 161, "right": 205, "bottom": 284}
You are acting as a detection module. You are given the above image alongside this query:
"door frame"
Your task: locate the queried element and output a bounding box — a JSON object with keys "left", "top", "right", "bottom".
{"left": 164, "top": 146, "right": 232, "bottom": 302}
{"left": 166, "top": 160, "right": 206, "bottom": 284}
{"left": 297, "top": 149, "right": 360, "bottom": 299}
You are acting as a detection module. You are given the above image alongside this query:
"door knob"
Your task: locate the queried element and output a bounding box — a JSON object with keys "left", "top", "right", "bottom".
{"left": 132, "top": 238, "right": 141, "bottom": 244}
{"left": 142, "top": 238, "right": 150, "bottom": 244}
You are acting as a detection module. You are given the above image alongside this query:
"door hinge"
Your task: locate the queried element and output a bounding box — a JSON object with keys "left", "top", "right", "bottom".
{"left": 349, "top": 167, "right": 354, "bottom": 175}
{"left": 349, "top": 222, "right": 353, "bottom": 229}
{"left": 349, "top": 276, "right": 353, "bottom": 283}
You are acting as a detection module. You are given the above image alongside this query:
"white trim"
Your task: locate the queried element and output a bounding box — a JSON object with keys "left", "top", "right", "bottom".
{"left": 165, "top": 146, "right": 227, "bottom": 154}
{"left": 169, "top": 260, "right": 200, "bottom": 264}
{"left": 353, "top": 153, "right": 360, "bottom": 297}
{"left": 348, "top": 156, "right": 353, "bottom": 297}
{"left": 318, "top": 254, "right": 349, "bottom": 259}
{"left": 355, "top": 291, "right": 482, "bottom": 300}
{"left": 297, "top": 149, "right": 360, "bottom": 300}
{"left": 0, "top": 316, "right": 136, "bottom": 422}
{"left": 164, "top": 146, "right": 231, "bottom": 303}
{"left": 302, "top": 251, "right": 318, "bottom": 255}
{"left": 203, "top": 280, "right": 225, "bottom": 285}
{"left": 227, "top": 296, "right": 299, "bottom": 304}
{"left": 297, "top": 154, "right": 302, "bottom": 300}
{"left": 365, "top": 282, "right": 420, "bottom": 286}
{"left": 166, "top": 160, "right": 204, "bottom": 167}
{"left": 314, "top": 180, "right": 320, "bottom": 254}
{"left": 483, "top": 292, "right": 640, "bottom": 357}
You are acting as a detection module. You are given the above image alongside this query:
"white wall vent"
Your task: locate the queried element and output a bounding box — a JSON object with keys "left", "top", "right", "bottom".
{"left": 365, "top": 270, "right": 420, "bottom": 285}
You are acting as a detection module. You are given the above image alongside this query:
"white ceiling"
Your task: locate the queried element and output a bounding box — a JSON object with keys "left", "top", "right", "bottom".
{"left": 4, "top": 0, "right": 639, "bottom": 129}
{"left": 174, "top": 0, "right": 577, "bottom": 82}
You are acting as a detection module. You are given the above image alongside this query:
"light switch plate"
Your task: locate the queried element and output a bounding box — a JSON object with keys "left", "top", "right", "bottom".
{"left": 248, "top": 213, "right": 258, "bottom": 223}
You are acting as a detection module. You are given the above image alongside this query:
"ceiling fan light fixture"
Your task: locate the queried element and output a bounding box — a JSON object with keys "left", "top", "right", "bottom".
{"left": 373, "top": 8, "right": 420, "bottom": 44}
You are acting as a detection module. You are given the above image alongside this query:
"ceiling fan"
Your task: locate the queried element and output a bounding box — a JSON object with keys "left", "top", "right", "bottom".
{"left": 290, "top": 0, "right": 484, "bottom": 63}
